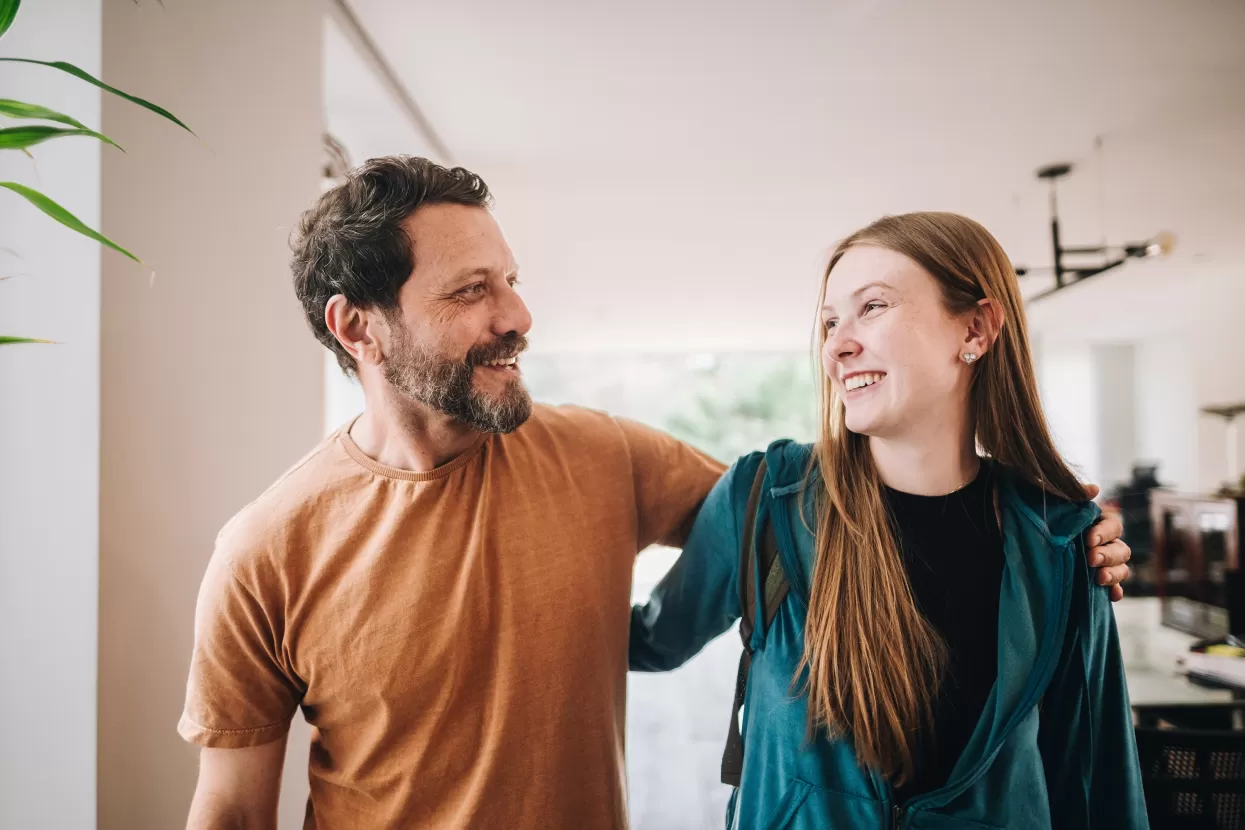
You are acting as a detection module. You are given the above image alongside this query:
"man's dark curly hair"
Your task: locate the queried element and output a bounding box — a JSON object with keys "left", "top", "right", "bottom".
{"left": 290, "top": 156, "right": 493, "bottom": 376}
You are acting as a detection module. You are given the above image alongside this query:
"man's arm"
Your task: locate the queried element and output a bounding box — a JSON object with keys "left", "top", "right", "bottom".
{"left": 613, "top": 415, "right": 1133, "bottom": 596}
{"left": 187, "top": 738, "right": 288, "bottom": 830}
{"left": 630, "top": 454, "right": 757, "bottom": 671}
{"left": 181, "top": 532, "right": 302, "bottom": 827}
{"left": 613, "top": 417, "right": 726, "bottom": 550}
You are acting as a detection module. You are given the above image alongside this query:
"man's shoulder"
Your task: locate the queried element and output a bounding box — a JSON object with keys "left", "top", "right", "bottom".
{"left": 515, "top": 403, "right": 632, "bottom": 449}
{"left": 520, "top": 403, "right": 711, "bottom": 457}
{"left": 524, "top": 402, "right": 619, "bottom": 431}
{"left": 213, "top": 429, "right": 358, "bottom": 570}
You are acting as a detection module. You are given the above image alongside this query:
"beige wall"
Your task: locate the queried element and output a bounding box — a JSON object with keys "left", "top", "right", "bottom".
{"left": 99, "top": 1, "right": 325, "bottom": 827}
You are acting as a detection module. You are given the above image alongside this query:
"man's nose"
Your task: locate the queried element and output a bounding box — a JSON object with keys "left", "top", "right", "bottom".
{"left": 493, "top": 282, "right": 532, "bottom": 338}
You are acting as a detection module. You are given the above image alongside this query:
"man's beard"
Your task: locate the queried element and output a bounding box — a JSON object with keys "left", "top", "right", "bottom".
{"left": 382, "top": 324, "right": 532, "bottom": 434}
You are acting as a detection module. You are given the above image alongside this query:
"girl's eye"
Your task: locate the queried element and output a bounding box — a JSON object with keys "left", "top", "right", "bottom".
{"left": 864, "top": 301, "right": 885, "bottom": 314}
{"left": 824, "top": 319, "right": 838, "bottom": 331}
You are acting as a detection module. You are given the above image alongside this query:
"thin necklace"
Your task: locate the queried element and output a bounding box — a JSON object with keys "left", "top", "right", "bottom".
{"left": 947, "top": 458, "right": 983, "bottom": 495}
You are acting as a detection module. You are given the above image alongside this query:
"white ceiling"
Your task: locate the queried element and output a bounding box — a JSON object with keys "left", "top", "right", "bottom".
{"left": 326, "top": 0, "right": 1245, "bottom": 351}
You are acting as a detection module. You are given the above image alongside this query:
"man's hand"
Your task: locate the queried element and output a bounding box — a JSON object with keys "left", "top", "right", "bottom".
{"left": 1084, "top": 484, "right": 1132, "bottom": 602}
{"left": 186, "top": 738, "right": 287, "bottom": 830}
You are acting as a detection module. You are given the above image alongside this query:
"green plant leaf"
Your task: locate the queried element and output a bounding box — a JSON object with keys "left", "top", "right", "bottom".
{"left": 0, "top": 0, "right": 19, "bottom": 40}
{"left": 0, "top": 124, "right": 124, "bottom": 152}
{"left": 0, "top": 336, "right": 55, "bottom": 345}
{"left": 0, "top": 98, "right": 91, "bottom": 130}
{"left": 0, "top": 181, "right": 143, "bottom": 264}
{"left": 0, "top": 58, "right": 194, "bottom": 136}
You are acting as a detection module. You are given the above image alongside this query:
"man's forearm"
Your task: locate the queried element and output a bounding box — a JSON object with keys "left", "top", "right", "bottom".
{"left": 187, "top": 791, "right": 276, "bottom": 830}
{"left": 186, "top": 740, "right": 287, "bottom": 830}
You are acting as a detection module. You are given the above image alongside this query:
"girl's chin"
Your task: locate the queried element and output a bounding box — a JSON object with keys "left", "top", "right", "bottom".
{"left": 843, "top": 410, "right": 894, "bottom": 438}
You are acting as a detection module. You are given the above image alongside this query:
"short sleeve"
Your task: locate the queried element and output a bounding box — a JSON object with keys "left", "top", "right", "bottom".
{"left": 178, "top": 540, "right": 302, "bottom": 749}
{"left": 614, "top": 417, "right": 727, "bottom": 549}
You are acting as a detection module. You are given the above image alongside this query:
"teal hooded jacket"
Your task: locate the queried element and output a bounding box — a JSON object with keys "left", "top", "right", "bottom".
{"left": 630, "top": 440, "right": 1148, "bottom": 830}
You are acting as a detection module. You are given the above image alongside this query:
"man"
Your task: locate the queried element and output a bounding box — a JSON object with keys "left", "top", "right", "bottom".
{"left": 181, "top": 157, "right": 1132, "bottom": 829}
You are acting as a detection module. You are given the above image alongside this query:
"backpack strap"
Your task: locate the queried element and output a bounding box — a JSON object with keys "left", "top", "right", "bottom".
{"left": 721, "top": 459, "right": 790, "bottom": 787}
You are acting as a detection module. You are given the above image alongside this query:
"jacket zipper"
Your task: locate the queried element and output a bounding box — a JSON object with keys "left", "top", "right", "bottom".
{"left": 874, "top": 489, "right": 1094, "bottom": 828}
{"left": 870, "top": 771, "right": 900, "bottom": 830}
{"left": 901, "top": 526, "right": 1083, "bottom": 819}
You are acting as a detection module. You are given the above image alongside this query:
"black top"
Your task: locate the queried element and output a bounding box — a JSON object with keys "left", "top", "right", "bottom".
{"left": 886, "top": 461, "right": 1004, "bottom": 804}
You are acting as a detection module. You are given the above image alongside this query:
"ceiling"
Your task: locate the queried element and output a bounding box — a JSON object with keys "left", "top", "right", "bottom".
{"left": 326, "top": 0, "right": 1245, "bottom": 351}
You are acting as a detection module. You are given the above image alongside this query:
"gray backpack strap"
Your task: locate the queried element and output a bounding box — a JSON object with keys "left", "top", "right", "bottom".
{"left": 721, "top": 460, "right": 789, "bottom": 787}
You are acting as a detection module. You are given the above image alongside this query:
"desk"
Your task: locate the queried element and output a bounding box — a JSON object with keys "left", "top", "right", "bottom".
{"left": 1126, "top": 666, "right": 1235, "bottom": 707}
{"left": 1118, "top": 597, "right": 1236, "bottom": 705}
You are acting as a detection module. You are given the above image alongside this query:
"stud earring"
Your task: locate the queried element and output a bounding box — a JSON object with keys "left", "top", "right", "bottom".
{"left": 961, "top": 352, "right": 978, "bottom": 364}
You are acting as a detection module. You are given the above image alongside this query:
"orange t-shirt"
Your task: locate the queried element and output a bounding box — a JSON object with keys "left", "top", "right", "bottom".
{"left": 179, "top": 404, "right": 725, "bottom": 829}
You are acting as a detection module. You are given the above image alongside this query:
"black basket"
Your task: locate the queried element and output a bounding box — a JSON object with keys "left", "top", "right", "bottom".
{"left": 1134, "top": 703, "right": 1245, "bottom": 829}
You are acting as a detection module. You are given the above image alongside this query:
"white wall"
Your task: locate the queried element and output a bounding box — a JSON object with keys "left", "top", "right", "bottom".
{"left": 1037, "top": 339, "right": 1099, "bottom": 482}
{"left": 0, "top": 2, "right": 101, "bottom": 827}
{"left": 1192, "top": 325, "right": 1245, "bottom": 492}
{"left": 323, "top": 354, "right": 366, "bottom": 434}
{"left": 1129, "top": 301, "right": 1245, "bottom": 496}
{"left": 1036, "top": 320, "right": 1245, "bottom": 498}
{"left": 1134, "top": 338, "right": 1198, "bottom": 492}
{"left": 320, "top": 12, "right": 444, "bottom": 437}
{"left": 1092, "top": 344, "right": 1138, "bottom": 490}
{"left": 1036, "top": 340, "right": 1150, "bottom": 492}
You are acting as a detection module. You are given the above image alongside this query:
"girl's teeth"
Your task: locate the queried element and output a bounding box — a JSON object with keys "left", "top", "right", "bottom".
{"left": 847, "top": 373, "right": 883, "bottom": 390}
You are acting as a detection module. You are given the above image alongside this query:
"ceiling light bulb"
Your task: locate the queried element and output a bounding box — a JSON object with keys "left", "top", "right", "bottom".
{"left": 1146, "top": 230, "right": 1176, "bottom": 257}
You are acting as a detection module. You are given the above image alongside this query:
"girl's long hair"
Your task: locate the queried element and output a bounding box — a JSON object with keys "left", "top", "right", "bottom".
{"left": 800, "top": 212, "right": 1089, "bottom": 782}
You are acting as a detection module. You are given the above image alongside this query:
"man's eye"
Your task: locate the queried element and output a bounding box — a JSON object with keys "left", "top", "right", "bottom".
{"left": 461, "top": 284, "right": 486, "bottom": 297}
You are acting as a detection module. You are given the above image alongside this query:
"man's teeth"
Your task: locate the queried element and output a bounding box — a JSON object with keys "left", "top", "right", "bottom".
{"left": 485, "top": 357, "right": 518, "bottom": 367}
{"left": 845, "top": 373, "right": 884, "bottom": 391}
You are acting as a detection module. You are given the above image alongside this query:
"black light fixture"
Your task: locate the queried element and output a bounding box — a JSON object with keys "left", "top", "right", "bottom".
{"left": 1016, "top": 163, "right": 1175, "bottom": 302}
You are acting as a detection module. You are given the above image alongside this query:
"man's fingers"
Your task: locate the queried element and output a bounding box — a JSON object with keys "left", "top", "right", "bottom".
{"left": 1110, "top": 584, "right": 1125, "bottom": 602}
{"left": 1090, "top": 539, "right": 1130, "bottom": 568}
{"left": 1088, "top": 515, "right": 1123, "bottom": 547}
{"left": 1097, "top": 564, "right": 1131, "bottom": 587}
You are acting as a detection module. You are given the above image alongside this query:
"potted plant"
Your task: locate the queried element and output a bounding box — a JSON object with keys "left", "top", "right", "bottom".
{"left": 0, "top": 0, "right": 192, "bottom": 344}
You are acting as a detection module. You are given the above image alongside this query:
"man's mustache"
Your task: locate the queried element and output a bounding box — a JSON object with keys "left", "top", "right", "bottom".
{"left": 465, "top": 333, "right": 529, "bottom": 369}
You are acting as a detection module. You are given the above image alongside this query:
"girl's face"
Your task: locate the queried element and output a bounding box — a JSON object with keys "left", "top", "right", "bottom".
{"left": 820, "top": 245, "right": 978, "bottom": 439}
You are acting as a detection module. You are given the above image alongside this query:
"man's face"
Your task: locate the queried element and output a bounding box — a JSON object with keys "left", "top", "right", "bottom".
{"left": 379, "top": 203, "right": 533, "bottom": 433}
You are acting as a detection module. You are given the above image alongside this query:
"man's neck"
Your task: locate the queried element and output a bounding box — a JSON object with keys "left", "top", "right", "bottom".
{"left": 869, "top": 407, "right": 979, "bottom": 496}
{"left": 350, "top": 390, "right": 482, "bottom": 474}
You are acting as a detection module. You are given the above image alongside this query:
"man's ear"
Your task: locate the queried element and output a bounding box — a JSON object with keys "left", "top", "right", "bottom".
{"left": 325, "top": 295, "right": 384, "bottom": 368}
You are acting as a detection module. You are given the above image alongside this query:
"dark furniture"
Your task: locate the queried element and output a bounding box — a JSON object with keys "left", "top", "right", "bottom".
{"left": 1115, "top": 463, "right": 1164, "bottom": 595}
{"left": 1152, "top": 492, "right": 1242, "bottom": 639}
{"left": 1134, "top": 702, "right": 1245, "bottom": 829}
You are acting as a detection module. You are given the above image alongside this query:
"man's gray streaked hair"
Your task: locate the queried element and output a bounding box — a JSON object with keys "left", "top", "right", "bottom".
{"left": 290, "top": 155, "right": 493, "bottom": 376}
